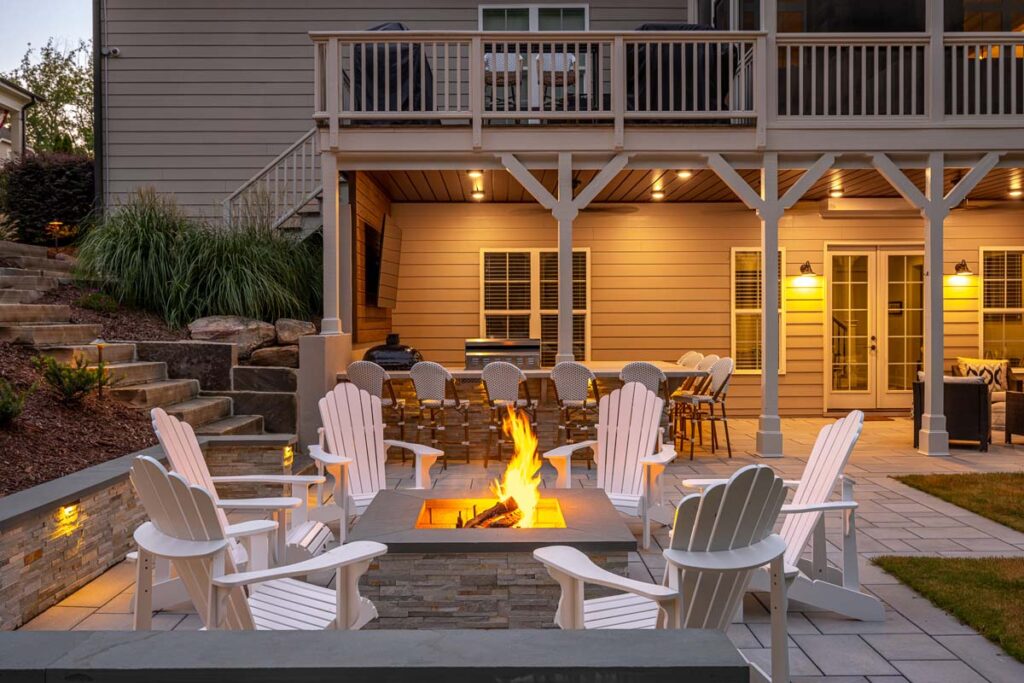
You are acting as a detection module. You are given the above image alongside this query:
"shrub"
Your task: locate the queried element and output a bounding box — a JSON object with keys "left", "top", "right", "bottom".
{"left": 75, "top": 291, "right": 119, "bottom": 314}
{"left": 0, "top": 153, "right": 95, "bottom": 245}
{"left": 76, "top": 188, "right": 322, "bottom": 328}
{"left": 32, "top": 355, "right": 109, "bottom": 404}
{"left": 0, "top": 379, "right": 34, "bottom": 427}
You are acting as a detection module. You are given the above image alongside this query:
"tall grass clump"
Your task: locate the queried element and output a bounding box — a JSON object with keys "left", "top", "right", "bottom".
{"left": 75, "top": 188, "right": 321, "bottom": 328}
{"left": 75, "top": 188, "right": 189, "bottom": 310}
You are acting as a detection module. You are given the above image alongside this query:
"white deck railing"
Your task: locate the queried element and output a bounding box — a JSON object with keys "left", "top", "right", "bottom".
{"left": 945, "top": 33, "right": 1024, "bottom": 117}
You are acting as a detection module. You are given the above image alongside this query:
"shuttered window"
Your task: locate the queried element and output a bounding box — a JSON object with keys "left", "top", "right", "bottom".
{"left": 981, "top": 249, "right": 1024, "bottom": 366}
{"left": 732, "top": 248, "right": 786, "bottom": 373}
{"left": 481, "top": 248, "right": 589, "bottom": 366}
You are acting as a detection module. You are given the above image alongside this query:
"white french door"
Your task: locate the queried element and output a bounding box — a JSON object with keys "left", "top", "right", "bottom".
{"left": 827, "top": 246, "right": 924, "bottom": 411}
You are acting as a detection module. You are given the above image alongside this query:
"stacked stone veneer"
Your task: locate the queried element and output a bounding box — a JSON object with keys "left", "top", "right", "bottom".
{"left": 360, "top": 550, "right": 628, "bottom": 630}
{"left": 0, "top": 436, "right": 298, "bottom": 631}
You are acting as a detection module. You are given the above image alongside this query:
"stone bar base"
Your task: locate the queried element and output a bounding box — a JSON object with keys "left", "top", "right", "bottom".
{"left": 361, "top": 550, "right": 628, "bottom": 629}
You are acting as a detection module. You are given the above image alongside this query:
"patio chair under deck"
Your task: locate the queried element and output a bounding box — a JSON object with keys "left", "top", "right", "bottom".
{"left": 550, "top": 360, "right": 601, "bottom": 468}
{"left": 481, "top": 360, "right": 538, "bottom": 467}
{"left": 410, "top": 361, "right": 471, "bottom": 467}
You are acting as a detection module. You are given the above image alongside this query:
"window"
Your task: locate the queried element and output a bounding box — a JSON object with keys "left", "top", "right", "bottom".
{"left": 731, "top": 248, "right": 786, "bottom": 374}
{"left": 481, "top": 248, "right": 590, "bottom": 366}
{"left": 946, "top": 1, "right": 1024, "bottom": 32}
{"left": 981, "top": 248, "right": 1024, "bottom": 365}
{"left": 479, "top": 4, "right": 589, "bottom": 31}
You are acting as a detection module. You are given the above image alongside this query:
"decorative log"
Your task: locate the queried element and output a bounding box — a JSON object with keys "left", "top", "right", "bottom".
{"left": 463, "top": 497, "right": 519, "bottom": 529}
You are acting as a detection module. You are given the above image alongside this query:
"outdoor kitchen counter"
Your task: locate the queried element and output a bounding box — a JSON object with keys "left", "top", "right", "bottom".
{"left": 338, "top": 359, "right": 707, "bottom": 382}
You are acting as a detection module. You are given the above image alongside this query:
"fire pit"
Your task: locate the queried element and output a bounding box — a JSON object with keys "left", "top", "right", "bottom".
{"left": 350, "top": 409, "right": 636, "bottom": 629}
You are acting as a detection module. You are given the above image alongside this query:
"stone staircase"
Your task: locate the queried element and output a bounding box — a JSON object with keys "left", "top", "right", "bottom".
{"left": 0, "top": 241, "right": 264, "bottom": 436}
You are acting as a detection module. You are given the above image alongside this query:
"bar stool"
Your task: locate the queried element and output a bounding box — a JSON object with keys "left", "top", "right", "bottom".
{"left": 672, "top": 354, "right": 719, "bottom": 440}
{"left": 480, "top": 361, "right": 538, "bottom": 467}
{"left": 678, "top": 357, "right": 734, "bottom": 459}
{"left": 346, "top": 360, "right": 407, "bottom": 460}
{"left": 410, "top": 361, "right": 471, "bottom": 468}
{"left": 550, "top": 361, "right": 600, "bottom": 468}
{"left": 619, "top": 361, "right": 671, "bottom": 437}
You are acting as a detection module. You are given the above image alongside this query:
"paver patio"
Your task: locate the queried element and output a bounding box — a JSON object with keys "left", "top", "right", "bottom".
{"left": 20, "top": 416, "right": 1024, "bottom": 683}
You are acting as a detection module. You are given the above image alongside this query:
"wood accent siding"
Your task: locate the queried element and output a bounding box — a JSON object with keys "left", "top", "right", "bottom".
{"left": 389, "top": 201, "right": 1024, "bottom": 416}
{"left": 102, "top": 0, "right": 690, "bottom": 216}
{"left": 352, "top": 171, "right": 394, "bottom": 344}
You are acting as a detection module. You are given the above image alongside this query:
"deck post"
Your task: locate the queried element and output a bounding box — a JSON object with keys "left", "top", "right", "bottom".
{"left": 920, "top": 153, "right": 949, "bottom": 455}
{"left": 555, "top": 152, "right": 578, "bottom": 363}
{"left": 756, "top": 152, "right": 784, "bottom": 458}
{"left": 321, "top": 151, "right": 342, "bottom": 335}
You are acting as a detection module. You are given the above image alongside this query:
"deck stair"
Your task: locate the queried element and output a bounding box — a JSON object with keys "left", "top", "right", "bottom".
{"left": 0, "top": 241, "right": 264, "bottom": 436}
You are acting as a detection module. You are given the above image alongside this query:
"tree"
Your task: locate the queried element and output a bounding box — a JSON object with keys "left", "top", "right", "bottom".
{"left": 3, "top": 40, "right": 93, "bottom": 155}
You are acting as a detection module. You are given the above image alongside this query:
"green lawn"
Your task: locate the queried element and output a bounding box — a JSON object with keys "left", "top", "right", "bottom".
{"left": 873, "top": 556, "right": 1024, "bottom": 663}
{"left": 894, "top": 472, "right": 1024, "bottom": 533}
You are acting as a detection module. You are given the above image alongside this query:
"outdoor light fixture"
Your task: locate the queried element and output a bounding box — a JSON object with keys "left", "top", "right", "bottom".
{"left": 799, "top": 261, "right": 818, "bottom": 277}
{"left": 651, "top": 190, "right": 666, "bottom": 200}
{"left": 829, "top": 188, "right": 844, "bottom": 198}
{"left": 471, "top": 190, "right": 485, "bottom": 201}
{"left": 1010, "top": 189, "right": 1023, "bottom": 199}
{"left": 468, "top": 170, "right": 483, "bottom": 179}
{"left": 954, "top": 259, "right": 973, "bottom": 276}
{"left": 676, "top": 170, "right": 693, "bottom": 179}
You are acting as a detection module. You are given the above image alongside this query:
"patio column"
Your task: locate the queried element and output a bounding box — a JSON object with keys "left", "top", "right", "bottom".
{"left": 707, "top": 151, "right": 835, "bottom": 458}
{"left": 555, "top": 152, "right": 578, "bottom": 363}
{"left": 872, "top": 151, "right": 1001, "bottom": 455}
{"left": 320, "top": 151, "right": 342, "bottom": 335}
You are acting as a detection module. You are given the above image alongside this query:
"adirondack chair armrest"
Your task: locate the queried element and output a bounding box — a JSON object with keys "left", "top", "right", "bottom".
{"left": 780, "top": 500, "right": 858, "bottom": 514}
{"left": 216, "top": 496, "right": 303, "bottom": 511}
{"left": 384, "top": 440, "right": 443, "bottom": 489}
{"left": 211, "top": 541, "right": 388, "bottom": 589}
{"left": 224, "top": 519, "right": 278, "bottom": 539}
{"left": 308, "top": 444, "right": 353, "bottom": 467}
{"left": 533, "top": 546, "right": 678, "bottom": 602}
{"left": 542, "top": 441, "right": 596, "bottom": 489}
{"left": 133, "top": 522, "right": 230, "bottom": 560}
{"left": 663, "top": 534, "right": 788, "bottom": 573}
{"left": 211, "top": 475, "right": 326, "bottom": 486}
{"left": 641, "top": 446, "right": 677, "bottom": 466}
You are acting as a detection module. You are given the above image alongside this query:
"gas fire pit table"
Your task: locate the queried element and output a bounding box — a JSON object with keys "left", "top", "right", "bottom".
{"left": 349, "top": 487, "right": 636, "bottom": 629}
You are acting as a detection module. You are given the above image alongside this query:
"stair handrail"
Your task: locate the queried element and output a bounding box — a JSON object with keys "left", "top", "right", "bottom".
{"left": 222, "top": 127, "right": 321, "bottom": 230}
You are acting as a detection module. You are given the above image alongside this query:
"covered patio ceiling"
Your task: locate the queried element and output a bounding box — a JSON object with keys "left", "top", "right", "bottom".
{"left": 368, "top": 167, "right": 1024, "bottom": 204}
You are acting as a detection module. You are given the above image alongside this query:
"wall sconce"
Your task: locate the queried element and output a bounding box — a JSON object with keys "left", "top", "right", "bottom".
{"left": 799, "top": 261, "right": 818, "bottom": 277}
{"left": 52, "top": 500, "right": 81, "bottom": 539}
{"left": 954, "top": 259, "right": 973, "bottom": 276}
{"left": 283, "top": 445, "right": 294, "bottom": 469}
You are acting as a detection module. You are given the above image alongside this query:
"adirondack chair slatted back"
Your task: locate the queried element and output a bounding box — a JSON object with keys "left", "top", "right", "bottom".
{"left": 596, "top": 382, "right": 664, "bottom": 497}
{"left": 669, "top": 465, "right": 787, "bottom": 631}
{"left": 151, "top": 407, "right": 230, "bottom": 531}
{"left": 779, "top": 410, "right": 864, "bottom": 567}
{"left": 130, "top": 456, "right": 255, "bottom": 630}
{"left": 319, "top": 382, "right": 387, "bottom": 498}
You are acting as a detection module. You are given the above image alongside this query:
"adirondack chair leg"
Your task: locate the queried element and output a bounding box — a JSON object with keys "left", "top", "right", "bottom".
{"left": 272, "top": 511, "right": 288, "bottom": 566}
{"left": 133, "top": 548, "right": 154, "bottom": 631}
{"left": 768, "top": 555, "right": 790, "bottom": 683}
{"left": 414, "top": 452, "right": 439, "bottom": 489}
{"left": 812, "top": 515, "right": 828, "bottom": 581}
{"left": 842, "top": 477, "right": 860, "bottom": 590}
{"left": 641, "top": 501, "right": 651, "bottom": 550}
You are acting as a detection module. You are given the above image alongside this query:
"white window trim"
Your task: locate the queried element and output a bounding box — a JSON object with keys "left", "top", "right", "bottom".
{"left": 978, "top": 245, "right": 1024, "bottom": 361}
{"left": 478, "top": 4, "right": 591, "bottom": 31}
{"left": 479, "top": 247, "right": 591, "bottom": 362}
{"left": 730, "top": 246, "right": 787, "bottom": 375}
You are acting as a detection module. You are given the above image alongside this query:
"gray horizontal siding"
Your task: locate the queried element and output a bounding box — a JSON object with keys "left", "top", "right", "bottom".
{"left": 103, "top": 0, "right": 688, "bottom": 216}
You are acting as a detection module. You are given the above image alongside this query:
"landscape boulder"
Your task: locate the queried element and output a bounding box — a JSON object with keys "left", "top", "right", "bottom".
{"left": 188, "top": 316, "right": 276, "bottom": 358}
{"left": 249, "top": 345, "right": 299, "bottom": 368}
{"left": 275, "top": 318, "right": 316, "bottom": 344}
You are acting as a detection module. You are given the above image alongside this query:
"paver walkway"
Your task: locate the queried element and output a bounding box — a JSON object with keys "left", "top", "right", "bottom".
{"left": 20, "top": 417, "right": 1024, "bottom": 683}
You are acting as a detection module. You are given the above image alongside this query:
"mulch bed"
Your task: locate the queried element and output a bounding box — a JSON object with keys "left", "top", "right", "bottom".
{"left": 37, "top": 284, "right": 188, "bottom": 342}
{"left": 0, "top": 342, "right": 157, "bottom": 496}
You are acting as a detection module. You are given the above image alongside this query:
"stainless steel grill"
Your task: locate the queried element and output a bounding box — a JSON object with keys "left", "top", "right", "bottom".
{"left": 464, "top": 338, "right": 541, "bottom": 370}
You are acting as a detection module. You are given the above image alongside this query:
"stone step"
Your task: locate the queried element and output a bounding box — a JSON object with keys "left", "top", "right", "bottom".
{"left": 166, "top": 396, "right": 232, "bottom": 427}
{"left": 100, "top": 361, "right": 167, "bottom": 385}
{"left": 40, "top": 342, "right": 136, "bottom": 364}
{"left": 194, "top": 414, "right": 264, "bottom": 436}
{"left": 0, "top": 275, "right": 58, "bottom": 291}
{"left": 0, "top": 289, "right": 43, "bottom": 304}
{"left": 0, "top": 241, "right": 49, "bottom": 259}
{"left": 0, "top": 323, "right": 101, "bottom": 345}
{"left": 0, "top": 304, "right": 70, "bottom": 324}
{"left": 6, "top": 255, "right": 74, "bottom": 272}
{"left": 109, "top": 378, "right": 199, "bottom": 408}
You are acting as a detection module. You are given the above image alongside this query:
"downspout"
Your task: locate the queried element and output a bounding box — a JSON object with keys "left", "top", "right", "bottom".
{"left": 92, "top": 0, "right": 104, "bottom": 213}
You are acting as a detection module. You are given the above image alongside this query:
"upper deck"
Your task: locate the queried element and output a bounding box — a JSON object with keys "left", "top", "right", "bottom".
{"left": 310, "top": 29, "right": 1024, "bottom": 161}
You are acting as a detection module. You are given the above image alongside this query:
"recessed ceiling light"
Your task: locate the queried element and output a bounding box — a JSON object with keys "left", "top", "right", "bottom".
{"left": 829, "top": 189, "right": 844, "bottom": 198}
{"left": 651, "top": 190, "right": 665, "bottom": 200}
{"left": 676, "top": 170, "right": 693, "bottom": 179}
{"left": 468, "top": 170, "right": 484, "bottom": 179}
{"left": 471, "top": 190, "right": 485, "bottom": 201}
{"left": 1010, "top": 189, "right": 1023, "bottom": 199}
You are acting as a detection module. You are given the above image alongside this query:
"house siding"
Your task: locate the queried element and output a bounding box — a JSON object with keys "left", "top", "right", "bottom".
{"left": 388, "top": 200, "right": 1024, "bottom": 416}
{"left": 102, "top": 0, "right": 690, "bottom": 217}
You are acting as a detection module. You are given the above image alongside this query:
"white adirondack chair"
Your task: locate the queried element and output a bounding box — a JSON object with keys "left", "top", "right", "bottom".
{"left": 683, "top": 410, "right": 884, "bottom": 621}
{"left": 543, "top": 382, "right": 676, "bottom": 549}
{"left": 534, "top": 464, "right": 791, "bottom": 683}
{"left": 310, "top": 382, "right": 443, "bottom": 536}
{"left": 130, "top": 455, "right": 387, "bottom": 631}
{"left": 151, "top": 407, "right": 333, "bottom": 566}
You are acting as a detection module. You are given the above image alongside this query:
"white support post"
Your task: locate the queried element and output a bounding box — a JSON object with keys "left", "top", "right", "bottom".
{"left": 925, "top": 0, "right": 944, "bottom": 122}
{"left": 707, "top": 152, "right": 835, "bottom": 458}
{"left": 555, "top": 152, "right": 577, "bottom": 363}
{"left": 339, "top": 178, "right": 353, "bottom": 336}
{"left": 320, "top": 152, "right": 342, "bottom": 335}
